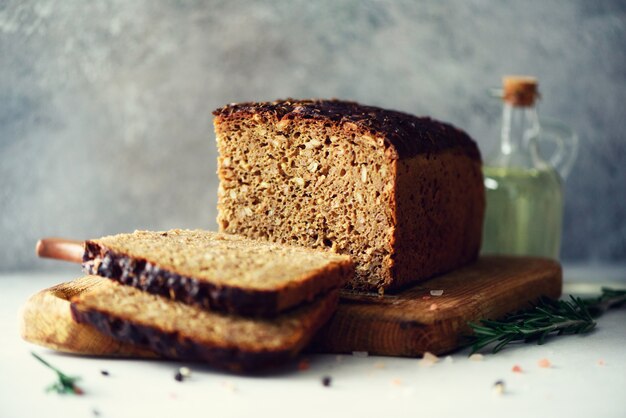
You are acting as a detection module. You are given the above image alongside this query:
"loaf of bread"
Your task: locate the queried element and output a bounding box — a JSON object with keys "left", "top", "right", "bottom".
{"left": 83, "top": 229, "right": 352, "bottom": 316}
{"left": 213, "top": 99, "right": 485, "bottom": 292}
{"left": 70, "top": 277, "right": 338, "bottom": 372}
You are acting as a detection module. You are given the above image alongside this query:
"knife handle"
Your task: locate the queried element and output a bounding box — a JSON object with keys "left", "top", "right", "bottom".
{"left": 36, "top": 238, "right": 84, "bottom": 264}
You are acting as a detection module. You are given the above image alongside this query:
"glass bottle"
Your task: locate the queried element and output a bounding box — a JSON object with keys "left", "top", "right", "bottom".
{"left": 481, "top": 76, "right": 578, "bottom": 259}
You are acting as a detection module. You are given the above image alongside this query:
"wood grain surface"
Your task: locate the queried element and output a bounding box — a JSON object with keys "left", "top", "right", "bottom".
{"left": 20, "top": 276, "right": 157, "bottom": 358}
{"left": 311, "top": 255, "right": 562, "bottom": 356}
{"left": 20, "top": 256, "right": 561, "bottom": 358}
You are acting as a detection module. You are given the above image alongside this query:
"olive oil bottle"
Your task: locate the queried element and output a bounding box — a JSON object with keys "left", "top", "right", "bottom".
{"left": 482, "top": 166, "right": 562, "bottom": 258}
{"left": 481, "top": 77, "right": 577, "bottom": 260}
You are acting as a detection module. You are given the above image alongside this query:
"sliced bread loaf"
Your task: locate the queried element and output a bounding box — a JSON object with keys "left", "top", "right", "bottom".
{"left": 82, "top": 229, "right": 352, "bottom": 316}
{"left": 20, "top": 276, "right": 157, "bottom": 358}
{"left": 213, "top": 99, "right": 485, "bottom": 292}
{"left": 70, "top": 277, "right": 338, "bottom": 372}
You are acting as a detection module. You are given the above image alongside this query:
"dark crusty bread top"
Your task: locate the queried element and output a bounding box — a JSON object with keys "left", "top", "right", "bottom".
{"left": 83, "top": 229, "right": 352, "bottom": 316}
{"left": 70, "top": 277, "right": 339, "bottom": 372}
{"left": 213, "top": 99, "right": 481, "bottom": 161}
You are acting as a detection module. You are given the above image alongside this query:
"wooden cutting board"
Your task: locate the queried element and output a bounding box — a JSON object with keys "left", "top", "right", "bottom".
{"left": 20, "top": 256, "right": 561, "bottom": 358}
{"left": 20, "top": 276, "right": 157, "bottom": 358}
{"left": 312, "top": 255, "right": 562, "bottom": 356}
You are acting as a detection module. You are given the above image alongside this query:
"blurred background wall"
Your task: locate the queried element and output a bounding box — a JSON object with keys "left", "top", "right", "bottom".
{"left": 1, "top": 0, "right": 625, "bottom": 271}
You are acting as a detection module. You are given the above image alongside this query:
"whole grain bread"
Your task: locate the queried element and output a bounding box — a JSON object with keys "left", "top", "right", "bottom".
{"left": 213, "top": 99, "right": 485, "bottom": 292}
{"left": 70, "top": 276, "right": 338, "bottom": 372}
{"left": 20, "top": 276, "right": 157, "bottom": 358}
{"left": 82, "top": 229, "right": 352, "bottom": 316}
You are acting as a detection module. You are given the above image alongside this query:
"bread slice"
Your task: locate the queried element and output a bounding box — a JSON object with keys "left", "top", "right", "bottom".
{"left": 70, "top": 277, "right": 338, "bottom": 372}
{"left": 20, "top": 276, "right": 157, "bottom": 358}
{"left": 82, "top": 229, "right": 352, "bottom": 316}
{"left": 213, "top": 99, "right": 485, "bottom": 292}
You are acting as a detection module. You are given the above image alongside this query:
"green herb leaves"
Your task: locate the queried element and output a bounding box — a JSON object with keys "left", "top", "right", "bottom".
{"left": 468, "top": 287, "right": 626, "bottom": 354}
{"left": 32, "top": 352, "right": 84, "bottom": 395}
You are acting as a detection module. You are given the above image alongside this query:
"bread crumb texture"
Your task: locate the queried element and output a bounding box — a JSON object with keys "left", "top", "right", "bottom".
{"left": 91, "top": 229, "right": 351, "bottom": 290}
{"left": 214, "top": 99, "right": 484, "bottom": 292}
{"left": 73, "top": 277, "right": 339, "bottom": 352}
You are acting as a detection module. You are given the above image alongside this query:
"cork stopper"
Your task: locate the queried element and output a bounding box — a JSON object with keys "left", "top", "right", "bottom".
{"left": 502, "top": 76, "right": 539, "bottom": 107}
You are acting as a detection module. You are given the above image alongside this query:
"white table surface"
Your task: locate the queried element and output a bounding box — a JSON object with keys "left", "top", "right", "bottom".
{"left": 1, "top": 268, "right": 625, "bottom": 418}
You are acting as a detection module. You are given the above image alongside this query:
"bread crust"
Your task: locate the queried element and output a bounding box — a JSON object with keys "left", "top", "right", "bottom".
{"left": 389, "top": 153, "right": 485, "bottom": 290}
{"left": 70, "top": 281, "right": 339, "bottom": 373}
{"left": 213, "top": 99, "right": 481, "bottom": 161}
{"left": 83, "top": 239, "right": 352, "bottom": 317}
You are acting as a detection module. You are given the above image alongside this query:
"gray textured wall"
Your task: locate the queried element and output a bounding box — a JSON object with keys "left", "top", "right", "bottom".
{"left": 1, "top": 0, "right": 625, "bottom": 271}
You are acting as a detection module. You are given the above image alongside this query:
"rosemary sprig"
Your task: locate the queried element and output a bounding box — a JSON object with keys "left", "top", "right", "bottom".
{"left": 581, "top": 287, "right": 626, "bottom": 317}
{"left": 31, "top": 352, "right": 84, "bottom": 395}
{"left": 467, "top": 287, "right": 626, "bottom": 354}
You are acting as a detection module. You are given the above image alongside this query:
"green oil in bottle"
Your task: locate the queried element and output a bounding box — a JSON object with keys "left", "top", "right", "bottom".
{"left": 481, "top": 165, "right": 563, "bottom": 259}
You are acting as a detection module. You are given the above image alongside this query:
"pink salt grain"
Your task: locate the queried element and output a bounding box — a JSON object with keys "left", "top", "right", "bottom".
{"left": 429, "top": 303, "right": 438, "bottom": 311}
{"left": 538, "top": 358, "right": 551, "bottom": 368}
{"left": 512, "top": 365, "right": 523, "bottom": 373}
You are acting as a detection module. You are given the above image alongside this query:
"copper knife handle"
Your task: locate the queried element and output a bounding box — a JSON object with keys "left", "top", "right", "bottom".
{"left": 36, "top": 238, "right": 84, "bottom": 264}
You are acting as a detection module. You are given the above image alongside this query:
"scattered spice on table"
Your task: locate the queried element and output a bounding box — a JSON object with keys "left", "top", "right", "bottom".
{"left": 429, "top": 303, "right": 438, "bottom": 311}
{"left": 537, "top": 358, "right": 551, "bottom": 368}
{"left": 493, "top": 380, "right": 506, "bottom": 395}
{"left": 422, "top": 295, "right": 431, "bottom": 300}
{"left": 418, "top": 351, "right": 439, "bottom": 367}
{"left": 597, "top": 359, "right": 605, "bottom": 366}
{"left": 469, "top": 353, "right": 484, "bottom": 362}
{"left": 100, "top": 370, "right": 109, "bottom": 376}
{"left": 321, "top": 376, "right": 332, "bottom": 387}
{"left": 511, "top": 364, "right": 523, "bottom": 373}
{"left": 175, "top": 366, "right": 192, "bottom": 381}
